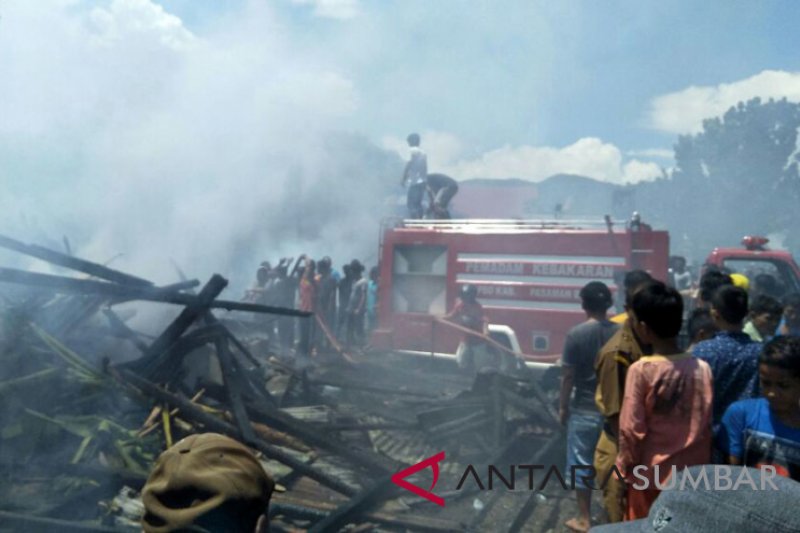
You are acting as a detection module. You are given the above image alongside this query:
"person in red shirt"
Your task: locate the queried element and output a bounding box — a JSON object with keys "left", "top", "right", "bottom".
{"left": 443, "top": 284, "right": 488, "bottom": 372}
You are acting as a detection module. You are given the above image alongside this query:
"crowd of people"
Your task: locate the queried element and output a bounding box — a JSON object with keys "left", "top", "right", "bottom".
{"left": 559, "top": 268, "right": 800, "bottom": 532}
{"left": 242, "top": 255, "right": 380, "bottom": 356}
{"left": 137, "top": 257, "right": 800, "bottom": 532}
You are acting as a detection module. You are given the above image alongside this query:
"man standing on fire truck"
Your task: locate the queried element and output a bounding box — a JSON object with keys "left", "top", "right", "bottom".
{"left": 443, "top": 284, "right": 488, "bottom": 372}
{"left": 401, "top": 132, "right": 427, "bottom": 219}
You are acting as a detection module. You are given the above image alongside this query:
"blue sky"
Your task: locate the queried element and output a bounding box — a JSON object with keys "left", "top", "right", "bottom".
{"left": 4, "top": 0, "right": 800, "bottom": 188}
{"left": 3, "top": 0, "right": 800, "bottom": 279}
{"left": 155, "top": 0, "right": 800, "bottom": 167}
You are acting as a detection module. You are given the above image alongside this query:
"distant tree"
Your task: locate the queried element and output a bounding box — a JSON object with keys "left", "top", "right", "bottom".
{"left": 665, "top": 97, "right": 800, "bottom": 254}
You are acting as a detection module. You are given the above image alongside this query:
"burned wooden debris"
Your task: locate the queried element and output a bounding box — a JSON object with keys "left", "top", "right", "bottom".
{"left": 0, "top": 235, "right": 565, "bottom": 532}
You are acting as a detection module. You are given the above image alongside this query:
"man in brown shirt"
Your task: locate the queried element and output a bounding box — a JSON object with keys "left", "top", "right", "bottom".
{"left": 593, "top": 270, "right": 651, "bottom": 523}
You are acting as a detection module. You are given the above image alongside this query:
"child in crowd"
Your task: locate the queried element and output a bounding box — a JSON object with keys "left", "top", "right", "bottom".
{"left": 616, "top": 282, "right": 714, "bottom": 520}
{"left": 743, "top": 294, "right": 783, "bottom": 342}
{"left": 777, "top": 293, "right": 800, "bottom": 337}
{"left": 686, "top": 308, "right": 718, "bottom": 351}
{"left": 717, "top": 336, "right": 800, "bottom": 481}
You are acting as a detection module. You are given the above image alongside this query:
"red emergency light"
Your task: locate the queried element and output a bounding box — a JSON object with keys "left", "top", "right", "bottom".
{"left": 742, "top": 235, "right": 769, "bottom": 251}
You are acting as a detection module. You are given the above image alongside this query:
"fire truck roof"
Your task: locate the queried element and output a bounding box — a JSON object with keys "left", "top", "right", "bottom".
{"left": 393, "top": 218, "right": 638, "bottom": 234}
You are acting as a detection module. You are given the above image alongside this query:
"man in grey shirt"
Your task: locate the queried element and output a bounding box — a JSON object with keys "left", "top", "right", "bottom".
{"left": 560, "top": 281, "right": 619, "bottom": 532}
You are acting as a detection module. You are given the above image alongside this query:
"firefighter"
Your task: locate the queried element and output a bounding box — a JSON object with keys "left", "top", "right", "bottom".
{"left": 425, "top": 173, "right": 459, "bottom": 219}
{"left": 443, "top": 284, "right": 489, "bottom": 372}
{"left": 401, "top": 133, "right": 428, "bottom": 219}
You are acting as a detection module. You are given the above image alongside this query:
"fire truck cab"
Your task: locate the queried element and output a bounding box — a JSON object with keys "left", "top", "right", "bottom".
{"left": 704, "top": 236, "right": 800, "bottom": 295}
{"left": 370, "top": 217, "right": 669, "bottom": 368}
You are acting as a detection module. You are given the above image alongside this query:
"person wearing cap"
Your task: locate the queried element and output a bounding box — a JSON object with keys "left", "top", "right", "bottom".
{"left": 729, "top": 272, "right": 750, "bottom": 292}
{"left": 559, "top": 281, "right": 619, "bottom": 532}
{"left": 141, "top": 433, "right": 275, "bottom": 533}
{"left": 443, "top": 284, "right": 488, "bottom": 372}
{"left": 593, "top": 271, "right": 653, "bottom": 523}
{"left": 401, "top": 132, "right": 428, "bottom": 219}
{"left": 617, "top": 282, "right": 713, "bottom": 520}
{"left": 590, "top": 465, "right": 800, "bottom": 532}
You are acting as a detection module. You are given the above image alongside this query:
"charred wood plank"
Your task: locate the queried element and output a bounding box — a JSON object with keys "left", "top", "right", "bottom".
{"left": 469, "top": 429, "right": 565, "bottom": 531}
{"left": 306, "top": 377, "right": 440, "bottom": 398}
{"left": 118, "top": 370, "right": 359, "bottom": 497}
{"left": 500, "top": 388, "right": 560, "bottom": 429}
{"left": 245, "top": 401, "right": 396, "bottom": 476}
{"left": 131, "top": 274, "right": 228, "bottom": 376}
{"left": 103, "top": 309, "right": 149, "bottom": 353}
{"left": 0, "top": 511, "right": 134, "bottom": 532}
{"left": 0, "top": 233, "right": 152, "bottom": 287}
{"left": 306, "top": 479, "right": 398, "bottom": 533}
{"left": 215, "top": 335, "right": 257, "bottom": 443}
{"left": 271, "top": 499, "right": 464, "bottom": 533}
{"left": 312, "top": 421, "right": 417, "bottom": 431}
{"left": 0, "top": 267, "right": 309, "bottom": 317}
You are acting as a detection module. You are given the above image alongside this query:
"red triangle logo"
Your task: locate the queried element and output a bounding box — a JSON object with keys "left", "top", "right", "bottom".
{"left": 391, "top": 451, "right": 446, "bottom": 507}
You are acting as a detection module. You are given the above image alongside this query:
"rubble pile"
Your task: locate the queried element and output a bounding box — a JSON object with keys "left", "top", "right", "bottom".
{"left": 0, "top": 234, "right": 566, "bottom": 533}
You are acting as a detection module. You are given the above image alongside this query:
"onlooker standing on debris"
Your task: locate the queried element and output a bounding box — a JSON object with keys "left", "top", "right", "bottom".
{"left": 717, "top": 335, "right": 800, "bottom": 482}
{"left": 346, "top": 260, "right": 368, "bottom": 347}
{"left": 401, "top": 132, "right": 427, "bottom": 219}
{"left": 617, "top": 282, "right": 713, "bottom": 520}
{"left": 743, "top": 294, "right": 783, "bottom": 342}
{"left": 442, "top": 284, "right": 488, "bottom": 371}
{"left": 777, "top": 293, "right": 800, "bottom": 337}
{"left": 366, "top": 266, "right": 379, "bottom": 334}
{"left": 315, "top": 256, "right": 338, "bottom": 351}
{"left": 692, "top": 285, "right": 762, "bottom": 428}
{"left": 425, "top": 173, "right": 459, "bottom": 219}
{"left": 593, "top": 270, "right": 652, "bottom": 524}
{"left": 141, "top": 433, "right": 275, "bottom": 533}
{"left": 337, "top": 263, "right": 353, "bottom": 338}
{"left": 297, "top": 258, "right": 317, "bottom": 357}
{"left": 243, "top": 264, "right": 277, "bottom": 345}
{"left": 558, "top": 282, "right": 618, "bottom": 533}
{"left": 274, "top": 258, "right": 298, "bottom": 354}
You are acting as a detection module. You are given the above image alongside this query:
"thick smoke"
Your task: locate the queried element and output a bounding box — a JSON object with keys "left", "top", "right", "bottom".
{"left": 0, "top": 0, "right": 400, "bottom": 293}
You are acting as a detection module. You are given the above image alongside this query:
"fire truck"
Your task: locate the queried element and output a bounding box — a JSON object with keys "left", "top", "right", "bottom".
{"left": 370, "top": 217, "right": 669, "bottom": 368}
{"left": 370, "top": 217, "right": 800, "bottom": 369}
{"left": 704, "top": 235, "right": 800, "bottom": 295}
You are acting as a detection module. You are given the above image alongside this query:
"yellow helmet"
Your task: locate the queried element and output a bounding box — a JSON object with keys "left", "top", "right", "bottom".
{"left": 730, "top": 273, "right": 750, "bottom": 291}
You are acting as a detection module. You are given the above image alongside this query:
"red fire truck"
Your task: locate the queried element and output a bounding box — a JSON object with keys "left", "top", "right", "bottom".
{"left": 704, "top": 235, "right": 800, "bottom": 295}
{"left": 370, "top": 217, "right": 669, "bottom": 367}
{"left": 370, "top": 217, "right": 800, "bottom": 369}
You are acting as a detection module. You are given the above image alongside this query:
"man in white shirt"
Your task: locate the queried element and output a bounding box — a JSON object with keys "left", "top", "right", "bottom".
{"left": 401, "top": 132, "right": 427, "bottom": 218}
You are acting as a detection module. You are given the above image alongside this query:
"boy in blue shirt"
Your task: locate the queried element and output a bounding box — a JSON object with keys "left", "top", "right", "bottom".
{"left": 717, "top": 336, "right": 800, "bottom": 481}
